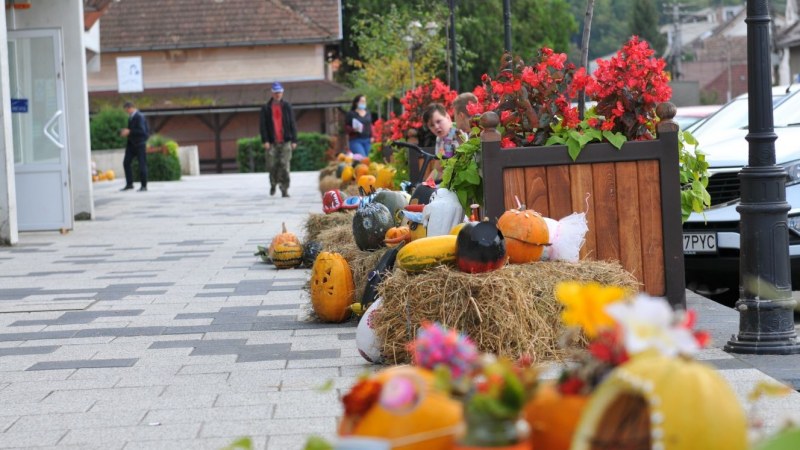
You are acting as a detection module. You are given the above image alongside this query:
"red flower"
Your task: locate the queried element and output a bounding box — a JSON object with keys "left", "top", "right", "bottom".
{"left": 500, "top": 110, "right": 514, "bottom": 125}
{"left": 558, "top": 376, "right": 585, "bottom": 395}
{"left": 466, "top": 101, "right": 485, "bottom": 117}
{"left": 342, "top": 379, "right": 383, "bottom": 417}
{"left": 501, "top": 137, "right": 516, "bottom": 149}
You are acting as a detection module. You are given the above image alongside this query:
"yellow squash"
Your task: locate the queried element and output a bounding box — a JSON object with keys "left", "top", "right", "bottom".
{"left": 396, "top": 235, "right": 457, "bottom": 272}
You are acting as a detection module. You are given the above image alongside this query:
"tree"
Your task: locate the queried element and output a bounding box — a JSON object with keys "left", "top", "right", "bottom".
{"left": 628, "top": 0, "right": 666, "bottom": 55}
{"left": 345, "top": 5, "right": 447, "bottom": 112}
{"left": 456, "top": 0, "right": 577, "bottom": 92}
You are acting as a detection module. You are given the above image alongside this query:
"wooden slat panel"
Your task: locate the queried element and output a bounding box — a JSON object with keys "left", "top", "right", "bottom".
{"left": 503, "top": 168, "right": 527, "bottom": 211}
{"left": 569, "top": 164, "right": 597, "bottom": 260}
{"left": 615, "top": 162, "right": 644, "bottom": 286}
{"left": 524, "top": 167, "right": 549, "bottom": 216}
{"left": 546, "top": 165, "right": 573, "bottom": 220}
{"left": 592, "top": 163, "right": 621, "bottom": 261}
{"left": 638, "top": 160, "right": 665, "bottom": 295}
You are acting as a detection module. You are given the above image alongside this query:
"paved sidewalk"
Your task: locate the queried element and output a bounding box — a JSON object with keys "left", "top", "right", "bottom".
{"left": 0, "top": 172, "right": 799, "bottom": 449}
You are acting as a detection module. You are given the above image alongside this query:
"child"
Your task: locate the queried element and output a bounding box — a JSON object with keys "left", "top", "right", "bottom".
{"left": 423, "top": 103, "right": 468, "bottom": 161}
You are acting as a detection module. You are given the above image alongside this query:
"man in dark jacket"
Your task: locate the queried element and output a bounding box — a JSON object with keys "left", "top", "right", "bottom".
{"left": 259, "top": 82, "right": 297, "bottom": 197}
{"left": 120, "top": 101, "right": 149, "bottom": 192}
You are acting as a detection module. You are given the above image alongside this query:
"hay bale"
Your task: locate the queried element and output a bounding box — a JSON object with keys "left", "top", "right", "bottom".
{"left": 316, "top": 224, "right": 390, "bottom": 298}
{"left": 304, "top": 211, "right": 354, "bottom": 243}
{"left": 374, "top": 261, "right": 639, "bottom": 364}
{"left": 319, "top": 175, "right": 342, "bottom": 194}
{"left": 343, "top": 184, "right": 361, "bottom": 197}
{"left": 319, "top": 162, "right": 338, "bottom": 180}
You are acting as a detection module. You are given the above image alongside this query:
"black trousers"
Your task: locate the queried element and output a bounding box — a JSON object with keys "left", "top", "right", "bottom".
{"left": 123, "top": 144, "right": 148, "bottom": 187}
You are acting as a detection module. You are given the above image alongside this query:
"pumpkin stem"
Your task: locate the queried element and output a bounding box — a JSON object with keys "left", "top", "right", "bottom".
{"left": 281, "top": 222, "right": 287, "bottom": 234}
{"left": 514, "top": 195, "right": 526, "bottom": 211}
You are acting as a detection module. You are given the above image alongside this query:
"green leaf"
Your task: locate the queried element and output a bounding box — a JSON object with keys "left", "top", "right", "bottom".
{"left": 221, "top": 437, "right": 253, "bottom": 450}
{"left": 546, "top": 135, "right": 566, "bottom": 146}
{"left": 566, "top": 139, "right": 581, "bottom": 161}
{"left": 456, "top": 189, "right": 468, "bottom": 210}
{"left": 682, "top": 130, "right": 698, "bottom": 147}
{"left": 303, "top": 436, "right": 334, "bottom": 450}
{"left": 603, "top": 130, "right": 627, "bottom": 149}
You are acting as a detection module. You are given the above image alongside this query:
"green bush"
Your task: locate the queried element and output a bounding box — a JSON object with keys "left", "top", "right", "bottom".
{"left": 133, "top": 152, "right": 182, "bottom": 182}
{"left": 90, "top": 108, "right": 128, "bottom": 150}
{"left": 292, "top": 132, "right": 330, "bottom": 171}
{"left": 237, "top": 133, "right": 330, "bottom": 172}
{"left": 237, "top": 137, "right": 266, "bottom": 173}
{"left": 133, "top": 136, "right": 181, "bottom": 182}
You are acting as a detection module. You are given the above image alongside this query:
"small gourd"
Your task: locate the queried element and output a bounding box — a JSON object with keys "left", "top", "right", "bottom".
{"left": 272, "top": 241, "right": 303, "bottom": 269}
{"left": 341, "top": 165, "right": 355, "bottom": 182}
{"left": 268, "top": 222, "right": 300, "bottom": 259}
{"left": 355, "top": 164, "right": 370, "bottom": 178}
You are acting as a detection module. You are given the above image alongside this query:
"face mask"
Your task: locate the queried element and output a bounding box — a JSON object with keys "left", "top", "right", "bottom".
{"left": 357, "top": 103, "right": 367, "bottom": 110}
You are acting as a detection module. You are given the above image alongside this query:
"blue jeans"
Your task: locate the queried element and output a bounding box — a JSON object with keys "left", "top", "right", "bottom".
{"left": 349, "top": 137, "right": 371, "bottom": 156}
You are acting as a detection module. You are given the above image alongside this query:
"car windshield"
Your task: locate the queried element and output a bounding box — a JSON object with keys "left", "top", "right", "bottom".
{"left": 688, "top": 91, "right": 790, "bottom": 135}
{"left": 774, "top": 90, "right": 800, "bottom": 127}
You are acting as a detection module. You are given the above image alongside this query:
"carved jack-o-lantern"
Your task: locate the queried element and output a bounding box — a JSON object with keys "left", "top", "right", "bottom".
{"left": 311, "top": 252, "right": 354, "bottom": 323}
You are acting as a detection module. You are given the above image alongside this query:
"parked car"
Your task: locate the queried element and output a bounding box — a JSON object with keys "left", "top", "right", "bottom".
{"left": 683, "top": 85, "right": 800, "bottom": 304}
{"left": 674, "top": 104, "right": 722, "bottom": 129}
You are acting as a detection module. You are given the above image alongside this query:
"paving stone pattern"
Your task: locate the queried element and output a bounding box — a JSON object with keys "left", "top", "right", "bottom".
{"left": 0, "top": 173, "right": 798, "bottom": 449}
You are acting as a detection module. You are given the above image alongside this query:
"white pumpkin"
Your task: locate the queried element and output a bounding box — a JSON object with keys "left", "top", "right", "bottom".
{"left": 422, "top": 188, "right": 464, "bottom": 237}
{"left": 356, "top": 298, "right": 383, "bottom": 364}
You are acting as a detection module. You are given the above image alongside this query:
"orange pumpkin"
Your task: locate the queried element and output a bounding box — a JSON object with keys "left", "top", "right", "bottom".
{"left": 496, "top": 208, "right": 549, "bottom": 264}
{"left": 355, "top": 164, "right": 370, "bottom": 178}
{"left": 272, "top": 241, "right": 303, "bottom": 269}
{"left": 338, "top": 365, "right": 462, "bottom": 450}
{"left": 524, "top": 382, "right": 588, "bottom": 450}
{"left": 338, "top": 153, "right": 348, "bottom": 162}
{"left": 384, "top": 226, "right": 410, "bottom": 247}
{"left": 268, "top": 222, "right": 300, "bottom": 258}
{"left": 362, "top": 157, "right": 371, "bottom": 165}
{"left": 358, "top": 175, "right": 377, "bottom": 193}
{"left": 376, "top": 166, "right": 396, "bottom": 189}
{"left": 310, "top": 252, "right": 354, "bottom": 322}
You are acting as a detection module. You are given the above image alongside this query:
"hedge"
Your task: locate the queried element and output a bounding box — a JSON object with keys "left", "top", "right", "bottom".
{"left": 132, "top": 135, "right": 181, "bottom": 182}
{"left": 237, "top": 132, "right": 330, "bottom": 173}
{"left": 90, "top": 108, "right": 128, "bottom": 150}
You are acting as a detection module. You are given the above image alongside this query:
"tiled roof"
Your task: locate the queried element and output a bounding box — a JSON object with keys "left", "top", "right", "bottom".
{"left": 88, "top": 79, "right": 348, "bottom": 113}
{"left": 98, "top": 0, "right": 341, "bottom": 52}
{"left": 84, "top": 0, "right": 113, "bottom": 31}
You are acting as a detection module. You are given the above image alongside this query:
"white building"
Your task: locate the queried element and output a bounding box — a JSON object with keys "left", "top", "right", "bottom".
{"left": 0, "top": 0, "right": 97, "bottom": 245}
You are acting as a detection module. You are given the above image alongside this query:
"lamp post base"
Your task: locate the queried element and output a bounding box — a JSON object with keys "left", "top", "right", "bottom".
{"left": 725, "top": 298, "right": 800, "bottom": 355}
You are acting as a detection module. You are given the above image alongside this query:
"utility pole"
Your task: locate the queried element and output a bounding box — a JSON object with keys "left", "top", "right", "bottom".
{"left": 672, "top": 3, "right": 682, "bottom": 80}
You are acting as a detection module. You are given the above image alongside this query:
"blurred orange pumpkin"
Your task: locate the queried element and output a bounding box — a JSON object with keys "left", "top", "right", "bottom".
{"left": 338, "top": 365, "right": 462, "bottom": 450}
{"left": 310, "top": 252, "right": 353, "bottom": 323}
{"left": 524, "top": 382, "right": 589, "bottom": 450}
{"left": 358, "top": 175, "right": 377, "bottom": 193}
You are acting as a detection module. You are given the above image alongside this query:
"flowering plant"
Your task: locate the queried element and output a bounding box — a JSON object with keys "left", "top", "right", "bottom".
{"left": 578, "top": 36, "right": 672, "bottom": 141}
{"left": 392, "top": 78, "right": 457, "bottom": 143}
{"left": 553, "top": 282, "right": 709, "bottom": 395}
{"left": 407, "top": 322, "right": 538, "bottom": 446}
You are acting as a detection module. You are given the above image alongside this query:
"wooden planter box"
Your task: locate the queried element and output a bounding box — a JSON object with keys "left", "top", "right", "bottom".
{"left": 480, "top": 113, "right": 685, "bottom": 307}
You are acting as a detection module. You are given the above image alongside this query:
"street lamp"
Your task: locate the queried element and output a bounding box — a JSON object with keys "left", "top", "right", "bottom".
{"left": 403, "top": 20, "right": 438, "bottom": 90}
{"left": 724, "top": 1, "right": 800, "bottom": 355}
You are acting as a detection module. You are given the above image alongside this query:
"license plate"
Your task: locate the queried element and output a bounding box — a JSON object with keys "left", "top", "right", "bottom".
{"left": 683, "top": 232, "right": 717, "bottom": 254}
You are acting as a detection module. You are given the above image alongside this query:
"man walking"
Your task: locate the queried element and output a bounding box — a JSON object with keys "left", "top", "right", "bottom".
{"left": 259, "top": 82, "right": 297, "bottom": 197}
{"left": 120, "top": 101, "right": 149, "bottom": 192}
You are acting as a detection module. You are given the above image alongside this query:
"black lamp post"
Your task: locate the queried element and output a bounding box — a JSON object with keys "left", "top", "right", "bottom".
{"left": 448, "top": 0, "right": 459, "bottom": 91}
{"left": 724, "top": 0, "right": 800, "bottom": 355}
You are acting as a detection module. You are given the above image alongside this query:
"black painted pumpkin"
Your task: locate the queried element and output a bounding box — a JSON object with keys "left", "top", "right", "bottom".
{"left": 336, "top": 163, "right": 347, "bottom": 179}
{"left": 360, "top": 245, "right": 400, "bottom": 308}
{"left": 353, "top": 202, "right": 394, "bottom": 251}
{"left": 456, "top": 220, "right": 507, "bottom": 273}
{"left": 409, "top": 184, "right": 435, "bottom": 206}
{"left": 302, "top": 241, "right": 324, "bottom": 268}
{"left": 373, "top": 191, "right": 409, "bottom": 224}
